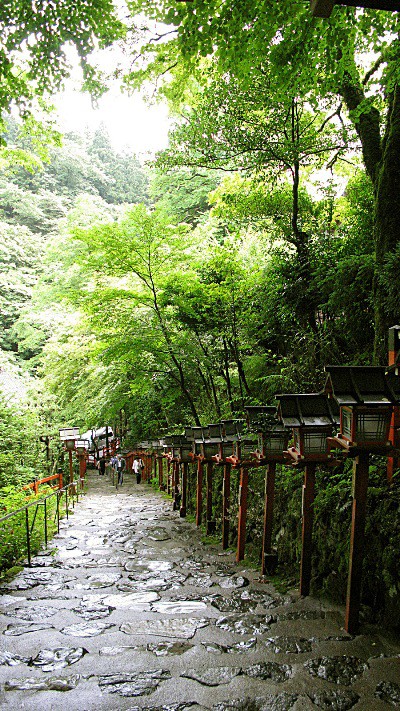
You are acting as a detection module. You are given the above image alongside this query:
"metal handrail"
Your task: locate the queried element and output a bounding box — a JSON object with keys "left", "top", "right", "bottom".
{"left": 0, "top": 478, "right": 85, "bottom": 568}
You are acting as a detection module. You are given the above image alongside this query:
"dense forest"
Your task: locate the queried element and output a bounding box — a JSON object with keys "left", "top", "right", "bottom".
{"left": 0, "top": 1, "right": 399, "bottom": 627}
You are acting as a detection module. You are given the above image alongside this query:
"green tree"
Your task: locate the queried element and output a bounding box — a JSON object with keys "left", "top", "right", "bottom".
{"left": 0, "top": 1, "right": 125, "bottom": 135}
{"left": 58, "top": 203, "right": 203, "bottom": 425}
{"left": 125, "top": 1, "right": 400, "bottom": 360}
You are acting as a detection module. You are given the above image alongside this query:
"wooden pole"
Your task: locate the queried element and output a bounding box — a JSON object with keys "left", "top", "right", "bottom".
{"left": 222, "top": 463, "right": 231, "bottom": 549}
{"left": 68, "top": 450, "right": 74, "bottom": 485}
{"left": 158, "top": 457, "right": 164, "bottom": 489}
{"left": 345, "top": 451, "right": 369, "bottom": 634}
{"left": 196, "top": 459, "right": 203, "bottom": 526}
{"left": 180, "top": 462, "right": 188, "bottom": 517}
{"left": 387, "top": 325, "right": 400, "bottom": 483}
{"left": 167, "top": 459, "right": 171, "bottom": 495}
{"left": 300, "top": 462, "right": 316, "bottom": 597}
{"left": 236, "top": 467, "right": 249, "bottom": 562}
{"left": 262, "top": 461, "right": 276, "bottom": 575}
{"left": 173, "top": 461, "right": 180, "bottom": 509}
{"left": 206, "top": 461, "right": 215, "bottom": 534}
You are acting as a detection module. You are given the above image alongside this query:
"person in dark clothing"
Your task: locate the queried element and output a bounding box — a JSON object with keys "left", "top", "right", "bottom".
{"left": 117, "top": 454, "right": 126, "bottom": 485}
{"left": 98, "top": 457, "right": 106, "bottom": 475}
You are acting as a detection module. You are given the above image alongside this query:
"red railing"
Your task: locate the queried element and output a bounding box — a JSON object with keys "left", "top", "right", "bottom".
{"left": 24, "top": 471, "right": 63, "bottom": 495}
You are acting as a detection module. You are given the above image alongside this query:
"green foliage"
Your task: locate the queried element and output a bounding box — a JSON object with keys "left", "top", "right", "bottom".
{"left": 0, "top": 0, "right": 125, "bottom": 131}
{"left": 0, "top": 485, "right": 58, "bottom": 574}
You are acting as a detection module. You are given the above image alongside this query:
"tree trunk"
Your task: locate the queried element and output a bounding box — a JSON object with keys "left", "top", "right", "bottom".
{"left": 339, "top": 63, "right": 400, "bottom": 363}
{"left": 373, "top": 84, "right": 400, "bottom": 362}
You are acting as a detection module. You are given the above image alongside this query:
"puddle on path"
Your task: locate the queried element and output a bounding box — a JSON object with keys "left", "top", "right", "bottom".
{"left": 103, "top": 591, "right": 159, "bottom": 609}
{"left": 73, "top": 599, "right": 115, "bottom": 619}
{"left": 152, "top": 601, "right": 208, "bottom": 614}
{"left": 61, "top": 621, "right": 114, "bottom": 637}
{"left": 5, "top": 675, "right": 80, "bottom": 691}
{"left": 121, "top": 618, "right": 209, "bottom": 639}
{"left": 3, "top": 622, "right": 54, "bottom": 636}
{"left": 218, "top": 576, "right": 249, "bottom": 589}
{"left": 29, "top": 646, "right": 88, "bottom": 672}
{"left": 118, "top": 578, "right": 173, "bottom": 592}
{"left": 5, "top": 606, "right": 58, "bottom": 622}
{"left": 147, "top": 641, "right": 194, "bottom": 656}
{"left": 0, "top": 651, "right": 30, "bottom": 666}
{"left": 98, "top": 669, "right": 171, "bottom": 697}
{"left": 81, "top": 572, "right": 122, "bottom": 588}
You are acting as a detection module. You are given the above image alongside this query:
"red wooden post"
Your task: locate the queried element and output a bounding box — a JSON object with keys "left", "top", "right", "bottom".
{"left": 79, "top": 454, "right": 86, "bottom": 484}
{"left": 196, "top": 458, "right": 203, "bottom": 526}
{"left": 300, "top": 462, "right": 316, "bottom": 597}
{"left": 222, "top": 463, "right": 231, "bottom": 549}
{"left": 387, "top": 325, "right": 400, "bottom": 484}
{"left": 180, "top": 461, "right": 188, "bottom": 517}
{"left": 206, "top": 461, "right": 215, "bottom": 534}
{"left": 345, "top": 451, "right": 369, "bottom": 634}
{"left": 171, "top": 460, "right": 176, "bottom": 499}
{"left": 262, "top": 462, "right": 276, "bottom": 575}
{"left": 173, "top": 461, "right": 180, "bottom": 509}
{"left": 236, "top": 467, "right": 249, "bottom": 562}
{"left": 68, "top": 450, "right": 74, "bottom": 485}
{"left": 167, "top": 459, "right": 171, "bottom": 495}
{"left": 158, "top": 457, "right": 164, "bottom": 489}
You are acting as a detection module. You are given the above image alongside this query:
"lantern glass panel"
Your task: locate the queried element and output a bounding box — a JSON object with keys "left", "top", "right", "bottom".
{"left": 356, "top": 410, "right": 390, "bottom": 441}
{"left": 221, "top": 442, "right": 233, "bottom": 459}
{"left": 303, "top": 431, "right": 327, "bottom": 454}
{"left": 181, "top": 445, "right": 192, "bottom": 462}
{"left": 342, "top": 408, "right": 352, "bottom": 439}
{"left": 194, "top": 441, "right": 203, "bottom": 456}
{"left": 203, "top": 443, "right": 217, "bottom": 459}
{"left": 265, "top": 433, "right": 287, "bottom": 453}
{"left": 241, "top": 440, "right": 255, "bottom": 456}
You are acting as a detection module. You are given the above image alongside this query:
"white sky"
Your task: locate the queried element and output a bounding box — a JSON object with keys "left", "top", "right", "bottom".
{"left": 52, "top": 39, "right": 172, "bottom": 158}
{"left": 54, "top": 83, "right": 171, "bottom": 157}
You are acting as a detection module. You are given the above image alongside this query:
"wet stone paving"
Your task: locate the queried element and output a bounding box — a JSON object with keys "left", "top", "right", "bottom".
{"left": 0, "top": 472, "right": 399, "bottom": 710}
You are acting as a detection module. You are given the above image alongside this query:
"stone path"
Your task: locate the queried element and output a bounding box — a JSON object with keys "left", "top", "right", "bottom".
{"left": 0, "top": 470, "right": 399, "bottom": 710}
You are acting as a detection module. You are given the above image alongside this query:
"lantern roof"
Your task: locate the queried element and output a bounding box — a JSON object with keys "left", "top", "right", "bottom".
{"left": 170, "top": 434, "right": 187, "bottom": 446}
{"left": 275, "top": 393, "right": 339, "bottom": 428}
{"left": 324, "top": 366, "right": 400, "bottom": 406}
{"left": 245, "top": 405, "right": 279, "bottom": 432}
{"left": 203, "top": 423, "right": 222, "bottom": 441}
{"left": 191, "top": 426, "right": 204, "bottom": 442}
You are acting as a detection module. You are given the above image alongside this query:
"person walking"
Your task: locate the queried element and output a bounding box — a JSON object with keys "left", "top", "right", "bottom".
{"left": 98, "top": 457, "right": 106, "bottom": 476}
{"left": 133, "top": 457, "right": 141, "bottom": 484}
{"left": 117, "top": 454, "right": 126, "bottom": 485}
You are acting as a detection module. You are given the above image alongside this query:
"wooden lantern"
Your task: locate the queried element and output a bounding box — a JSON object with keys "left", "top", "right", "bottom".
{"left": 276, "top": 393, "right": 339, "bottom": 463}
{"left": 325, "top": 366, "right": 399, "bottom": 451}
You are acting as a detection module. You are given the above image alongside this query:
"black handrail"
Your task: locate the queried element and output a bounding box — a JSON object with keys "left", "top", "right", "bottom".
{"left": 0, "top": 479, "right": 84, "bottom": 568}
